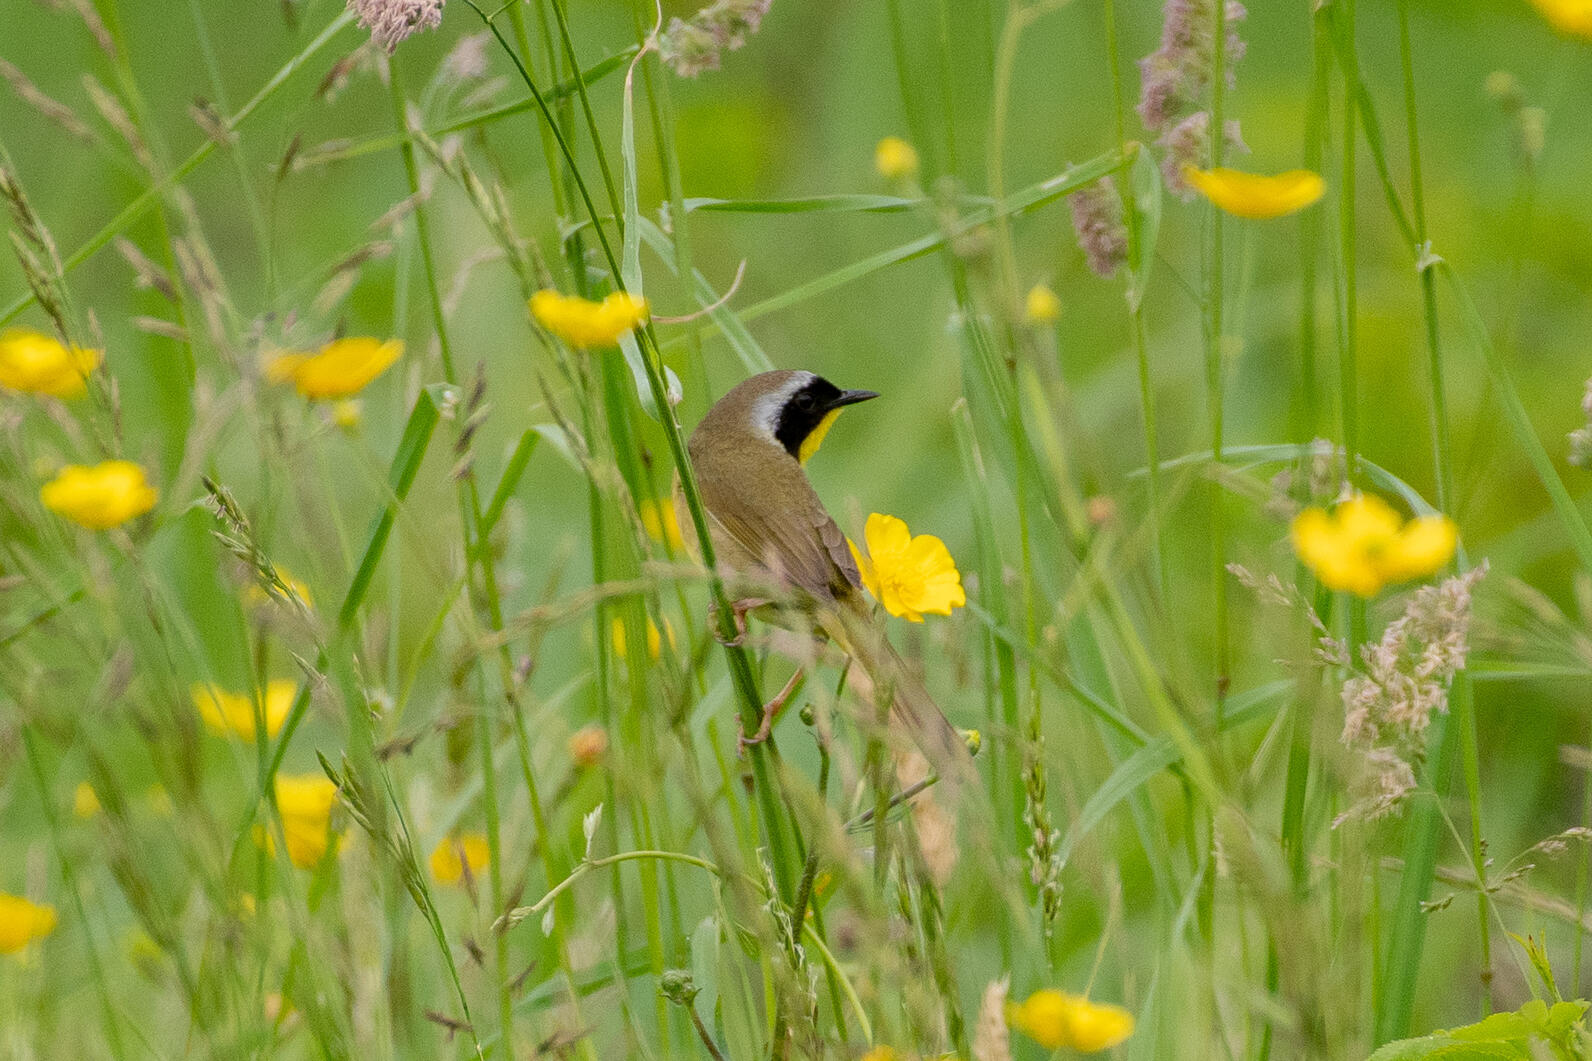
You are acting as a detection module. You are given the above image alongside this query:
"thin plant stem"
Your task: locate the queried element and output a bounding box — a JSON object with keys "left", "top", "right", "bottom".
{"left": 1208, "top": 0, "right": 1229, "bottom": 710}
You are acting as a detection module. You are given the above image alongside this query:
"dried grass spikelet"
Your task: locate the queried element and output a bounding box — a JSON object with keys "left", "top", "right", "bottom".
{"left": 0, "top": 59, "right": 95, "bottom": 144}
{"left": 973, "top": 977, "right": 1013, "bottom": 1061}
{"left": 896, "top": 751, "right": 958, "bottom": 886}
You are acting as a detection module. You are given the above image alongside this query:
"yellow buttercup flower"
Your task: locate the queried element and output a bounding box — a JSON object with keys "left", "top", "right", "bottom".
{"left": 859, "top": 1048, "right": 901, "bottom": 1061}
{"left": 40, "top": 460, "right": 158, "bottom": 529}
{"left": 74, "top": 781, "right": 101, "bottom": 819}
{"left": 1290, "top": 494, "right": 1457, "bottom": 598}
{"left": 258, "top": 774, "right": 340, "bottom": 869}
{"left": 1025, "top": 283, "right": 1062, "bottom": 324}
{"left": 266, "top": 337, "right": 402, "bottom": 400}
{"left": 1182, "top": 166, "right": 1326, "bottom": 220}
{"left": 848, "top": 513, "right": 966, "bottom": 623}
{"left": 429, "top": 833, "right": 491, "bottom": 886}
{"left": 0, "top": 328, "right": 101, "bottom": 398}
{"left": 530, "top": 290, "right": 649, "bottom": 349}
{"left": 0, "top": 893, "right": 58, "bottom": 955}
{"left": 875, "top": 136, "right": 919, "bottom": 181}
{"left": 1007, "top": 989, "right": 1135, "bottom": 1053}
{"left": 191, "top": 680, "right": 295, "bottom": 741}
{"left": 610, "top": 615, "right": 676, "bottom": 660}
{"left": 640, "top": 497, "right": 686, "bottom": 553}
{"left": 1530, "top": 0, "right": 1592, "bottom": 37}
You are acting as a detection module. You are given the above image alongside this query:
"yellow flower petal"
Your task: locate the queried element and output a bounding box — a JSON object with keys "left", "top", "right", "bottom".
{"left": 1007, "top": 989, "right": 1135, "bottom": 1053}
{"left": 640, "top": 498, "right": 686, "bottom": 553}
{"left": 74, "top": 781, "right": 101, "bottom": 819}
{"left": 1531, "top": 0, "right": 1592, "bottom": 37}
{"left": 429, "top": 833, "right": 491, "bottom": 886}
{"left": 0, "top": 893, "right": 58, "bottom": 955}
{"left": 855, "top": 513, "right": 966, "bottom": 623}
{"left": 1290, "top": 494, "right": 1457, "bottom": 598}
{"left": 261, "top": 775, "right": 340, "bottom": 869}
{"left": 0, "top": 329, "right": 102, "bottom": 398}
{"left": 191, "top": 680, "right": 296, "bottom": 740}
{"left": 267, "top": 337, "right": 402, "bottom": 400}
{"left": 874, "top": 137, "right": 919, "bottom": 180}
{"left": 1025, "top": 283, "right": 1062, "bottom": 324}
{"left": 530, "top": 289, "right": 649, "bottom": 349}
{"left": 40, "top": 460, "right": 158, "bottom": 529}
{"left": 1183, "top": 166, "right": 1326, "bottom": 220}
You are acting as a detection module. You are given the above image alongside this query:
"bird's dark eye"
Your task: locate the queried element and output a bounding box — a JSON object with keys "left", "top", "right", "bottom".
{"left": 794, "top": 391, "right": 816, "bottom": 412}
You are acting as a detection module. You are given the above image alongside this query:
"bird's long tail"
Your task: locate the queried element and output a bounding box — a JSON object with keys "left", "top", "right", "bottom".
{"left": 822, "top": 598, "right": 974, "bottom": 788}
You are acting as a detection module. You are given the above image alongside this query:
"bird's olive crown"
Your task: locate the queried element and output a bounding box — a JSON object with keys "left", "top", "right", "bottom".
{"left": 773, "top": 376, "right": 847, "bottom": 460}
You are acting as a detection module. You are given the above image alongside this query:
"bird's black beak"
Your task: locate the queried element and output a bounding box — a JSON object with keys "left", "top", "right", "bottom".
{"left": 828, "top": 389, "right": 879, "bottom": 410}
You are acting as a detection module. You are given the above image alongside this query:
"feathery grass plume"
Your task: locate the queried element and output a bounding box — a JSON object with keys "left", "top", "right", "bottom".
{"left": 1068, "top": 178, "right": 1129, "bottom": 277}
{"left": 1335, "top": 565, "right": 1488, "bottom": 826}
{"left": 1156, "top": 110, "right": 1246, "bottom": 197}
{"left": 1138, "top": 0, "right": 1246, "bottom": 132}
{"left": 348, "top": 0, "right": 443, "bottom": 53}
{"left": 657, "top": 0, "right": 773, "bottom": 77}
{"left": 1568, "top": 377, "right": 1592, "bottom": 467}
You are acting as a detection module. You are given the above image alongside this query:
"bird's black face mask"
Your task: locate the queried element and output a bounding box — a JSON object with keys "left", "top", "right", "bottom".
{"left": 774, "top": 377, "right": 878, "bottom": 463}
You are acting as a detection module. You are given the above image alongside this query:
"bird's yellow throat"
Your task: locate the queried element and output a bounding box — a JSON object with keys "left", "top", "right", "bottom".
{"left": 798, "top": 409, "right": 842, "bottom": 464}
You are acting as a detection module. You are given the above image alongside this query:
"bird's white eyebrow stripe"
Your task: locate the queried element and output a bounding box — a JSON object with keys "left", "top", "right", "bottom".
{"left": 751, "top": 371, "right": 814, "bottom": 442}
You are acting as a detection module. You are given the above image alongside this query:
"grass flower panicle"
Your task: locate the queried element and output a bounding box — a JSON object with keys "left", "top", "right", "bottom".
{"left": 875, "top": 136, "right": 919, "bottom": 181}
{"left": 348, "top": 0, "right": 443, "bottom": 53}
{"left": 658, "top": 0, "right": 774, "bottom": 77}
{"left": 1336, "top": 565, "right": 1487, "bottom": 825}
{"left": 1530, "top": 0, "right": 1592, "bottom": 38}
{"left": 191, "top": 680, "right": 295, "bottom": 741}
{"left": 1138, "top": 0, "right": 1247, "bottom": 133}
{"left": 1291, "top": 493, "right": 1456, "bottom": 598}
{"left": 40, "top": 460, "right": 158, "bottom": 529}
{"left": 0, "top": 328, "right": 100, "bottom": 397}
{"left": 429, "top": 833, "right": 490, "bottom": 886}
{"left": 266, "top": 337, "right": 402, "bottom": 400}
{"left": 0, "top": 893, "right": 58, "bottom": 955}
{"left": 848, "top": 512, "right": 966, "bottom": 623}
{"left": 529, "top": 290, "right": 649, "bottom": 349}
{"left": 1069, "top": 178, "right": 1129, "bottom": 277}
{"left": 1569, "top": 376, "right": 1592, "bottom": 467}
{"left": 1157, "top": 110, "right": 1246, "bottom": 196}
{"left": 1007, "top": 989, "right": 1135, "bottom": 1052}
{"left": 1183, "top": 165, "right": 1326, "bottom": 219}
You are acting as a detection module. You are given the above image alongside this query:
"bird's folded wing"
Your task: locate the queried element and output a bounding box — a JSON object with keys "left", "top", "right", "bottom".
{"left": 697, "top": 454, "right": 860, "bottom": 601}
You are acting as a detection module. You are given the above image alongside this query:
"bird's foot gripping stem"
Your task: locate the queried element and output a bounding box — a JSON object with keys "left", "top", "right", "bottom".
{"left": 738, "top": 668, "right": 804, "bottom": 756}
{"left": 713, "top": 597, "right": 770, "bottom": 647}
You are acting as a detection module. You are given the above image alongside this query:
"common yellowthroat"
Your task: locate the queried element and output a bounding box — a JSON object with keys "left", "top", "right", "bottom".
{"left": 679, "top": 370, "right": 972, "bottom": 780}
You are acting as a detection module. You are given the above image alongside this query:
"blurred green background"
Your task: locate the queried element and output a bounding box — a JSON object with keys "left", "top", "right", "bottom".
{"left": 5, "top": 0, "right": 1592, "bottom": 1049}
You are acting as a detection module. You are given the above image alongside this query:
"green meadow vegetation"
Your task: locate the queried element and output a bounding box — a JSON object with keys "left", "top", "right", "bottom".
{"left": 5, "top": 0, "right": 1592, "bottom": 1057}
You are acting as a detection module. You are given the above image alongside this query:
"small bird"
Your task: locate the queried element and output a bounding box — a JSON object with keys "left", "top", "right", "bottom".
{"left": 680, "top": 369, "right": 972, "bottom": 780}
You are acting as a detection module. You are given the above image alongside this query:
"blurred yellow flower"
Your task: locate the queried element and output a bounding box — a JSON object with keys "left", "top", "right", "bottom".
{"left": 259, "top": 774, "right": 340, "bottom": 869}
{"left": 332, "top": 398, "right": 362, "bottom": 430}
{"left": 530, "top": 289, "right": 649, "bottom": 349}
{"left": 874, "top": 136, "right": 919, "bottom": 180}
{"left": 74, "top": 781, "right": 101, "bottom": 819}
{"left": 849, "top": 513, "right": 966, "bottom": 623}
{"left": 1025, "top": 283, "right": 1062, "bottom": 324}
{"left": 568, "top": 724, "right": 609, "bottom": 768}
{"left": 0, "top": 893, "right": 58, "bottom": 955}
{"left": 40, "top": 460, "right": 158, "bottom": 529}
{"left": 611, "top": 615, "right": 676, "bottom": 660}
{"left": 266, "top": 337, "right": 402, "bottom": 400}
{"left": 640, "top": 497, "right": 686, "bottom": 553}
{"left": 429, "top": 833, "right": 491, "bottom": 886}
{"left": 1531, "top": 0, "right": 1592, "bottom": 37}
{"left": 1007, "top": 989, "right": 1134, "bottom": 1053}
{"left": 1291, "top": 494, "right": 1457, "bottom": 598}
{"left": 1182, "top": 166, "right": 1326, "bottom": 220}
{"left": 191, "top": 680, "right": 295, "bottom": 741}
{"left": 0, "top": 328, "right": 101, "bottom": 398}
